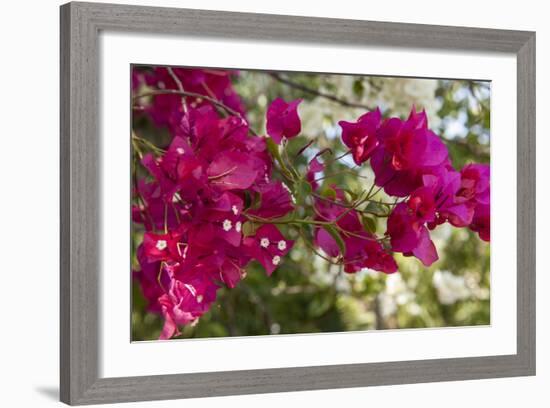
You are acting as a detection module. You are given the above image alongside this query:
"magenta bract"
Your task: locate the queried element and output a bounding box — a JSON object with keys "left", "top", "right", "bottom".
{"left": 339, "top": 108, "right": 382, "bottom": 165}
{"left": 266, "top": 98, "right": 302, "bottom": 144}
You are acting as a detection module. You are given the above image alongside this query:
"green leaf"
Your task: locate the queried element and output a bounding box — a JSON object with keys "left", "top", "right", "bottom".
{"left": 365, "top": 201, "right": 388, "bottom": 215}
{"left": 320, "top": 186, "right": 337, "bottom": 200}
{"left": 322, "top": 224, "right": 345, "bottom": 256}
{"left": 341, "top": 188, "right": 359, "bottom": 202}
{"left": 362, "top": 215, "right": 377, "bottom": 234}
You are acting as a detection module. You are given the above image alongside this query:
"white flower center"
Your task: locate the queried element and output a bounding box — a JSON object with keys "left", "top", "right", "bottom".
{"left": 277, "top": 240, "right": 287, "bottom": 251}
{"left": 176, "top": 147, "right": 185, "bottom": 155}
{"left": 235, "top": 221, "right": 242, "bottom": 232}
{"left": 272, "top": 255, "right": 281, "bottom": 266}
{"left": 196, "top": 295, "right": 203, "bottom": 303}
{"left": 155, "top": 240, "right": 167, "bottom": 250}
{"left": 231, "top": 205, "right": 239, "bottom": 215}
{"left": 260, "top": 238, "right": 270, "bottom": 248}
{"left": 222, "top": 219, "right": 232, "bottom": 232}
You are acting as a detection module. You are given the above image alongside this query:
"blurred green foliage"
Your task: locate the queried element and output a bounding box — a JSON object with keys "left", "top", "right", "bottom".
{"left": 131, "top": 69, "right": 490, "bottom": 341}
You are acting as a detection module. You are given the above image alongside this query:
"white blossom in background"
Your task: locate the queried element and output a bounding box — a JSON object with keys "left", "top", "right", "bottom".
{"left": 379, "top": 273, "right": 416, "bottom": 318}
{"left": 299, "top": 76, "right": 441, "bottom": 140}
{"left": 237, "top": 72, "right": 442, "bottom": 141}
{"left": 379, "top": 293, "right": 397, "bottom": 318}
{"left": 432, "top": 270, "right": 471, "bottom": 305}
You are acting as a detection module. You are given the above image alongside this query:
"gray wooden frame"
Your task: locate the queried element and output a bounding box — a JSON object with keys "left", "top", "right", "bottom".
{"left": 60, "top": 1, "right": 536, "bottom": 405}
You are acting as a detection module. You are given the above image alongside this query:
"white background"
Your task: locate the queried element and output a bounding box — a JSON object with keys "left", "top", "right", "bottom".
{"left": 0, "top": 0, "right": 546, "bottom": 407}
{"left": 101, "top": 33, "right": 517, "bottom": 377}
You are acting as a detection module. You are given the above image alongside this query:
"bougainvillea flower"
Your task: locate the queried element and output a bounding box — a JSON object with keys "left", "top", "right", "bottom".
{"left": 420, "top": 167, "right": 475, "bottom": 228}
{"left": 266, "top": 98, "right": 302, "bottom": 144}
{"left": 207, "top": 150, "right": 259, "bottom": 191}
{"left": 312, "top": 189, "right": 397, "bottom": 274}
{"left": 457, "top": 163, "right": 490, "bottom": 205}
{"left": 314, "top": 227, "right": 340, "bottom": 258}
{"left": 142, "top": 230, "right": 186, "bottom": 263}
{"left": 141, "top": 67, "right": 246, "bottom": 132}
{"left": 132, "top": 178, "right": 186, "bottom": 231}
{"left": 218, "top": 257, "right": 247, "bottom": 289}
{"left": 178, "top": 107, "right": 247, "bottom": 159}
{"left": 469, "top": 203, "right": 490, "bottom": 242}
{"left": 248, "top": 181, "right": 295, "bottom": 219}
{"left": 243, "top": 224, "right": 294, "bottom": 275}
{"left": 407, "top": 186, "right": 437, "bottom": 225}
{"left": 371, "top": 108, "right": 449, "bottom": 197}
{"left": 361, "top": 240, "right": 398, "bottom": 273}
{"left": 158, "top": 273, "right": 219, "bottom": 340}
{"left": 387, "top": 202, "right": 438, "bottom": 266}
{"left": 339, "top": 108, "right": 382, "bottom": 165}
{"left": 340, "top": 232, "right": 398, "bottom": 274}
{"left": 141, "top": 148, "right": 206, "bottom": 204}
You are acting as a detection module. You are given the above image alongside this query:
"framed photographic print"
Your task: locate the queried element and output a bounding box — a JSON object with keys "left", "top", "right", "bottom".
{"left": 60, "top": 2, "right": 536, "bottom": 405}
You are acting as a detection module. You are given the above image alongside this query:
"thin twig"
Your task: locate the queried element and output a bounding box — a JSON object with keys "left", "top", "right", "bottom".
{"left": 270, "top": 73, "right": 375, "bottom": 111}
{"left": 166, "top": 66, "right": 188, "bottom": 114}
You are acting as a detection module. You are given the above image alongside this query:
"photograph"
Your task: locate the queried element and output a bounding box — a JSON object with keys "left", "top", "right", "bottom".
{"left": 130, "top": 66, "right": 491, "bottom": 341}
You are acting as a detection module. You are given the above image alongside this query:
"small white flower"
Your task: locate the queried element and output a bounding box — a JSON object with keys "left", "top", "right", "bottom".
{"left": 222, "top": 219, "right": 232, "bottom": 232}
{"left": 196, "top": 295, "right": 203, "bottom": 303}
{"left": 155, "top": 240, "right": 167, "bottom": 250}
{"left": 272, "top": 255, "right": 281, "bottom": 266}
{"left": 260, "top": 238, "right": 270, "bottom": 248}
{"left": 231, "top": 205, "right": 239, "bottom": 215}
{"left": 176, "top": 147, "right": 185, "bottom": 155}
{"left": 277, "top": 240, "right": 287, "bottom": 251}
{"left": 235, "top": 221, "right": 242, "bottom": 232}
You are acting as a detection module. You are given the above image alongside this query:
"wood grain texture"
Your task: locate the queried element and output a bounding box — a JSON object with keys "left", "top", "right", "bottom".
{"left": 60, "top": 2, "right": 100, "bottom": 404}
{"left": 60, "top": 1, "right": 536, "bottom": 405}
{"left": 516, "top": 34, "right": 536, "bottom": 373}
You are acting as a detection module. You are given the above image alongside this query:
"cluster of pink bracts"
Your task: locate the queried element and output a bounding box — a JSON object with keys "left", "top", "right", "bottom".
{"left": 132, "top": 67, "right": 490, "bottom": 339}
